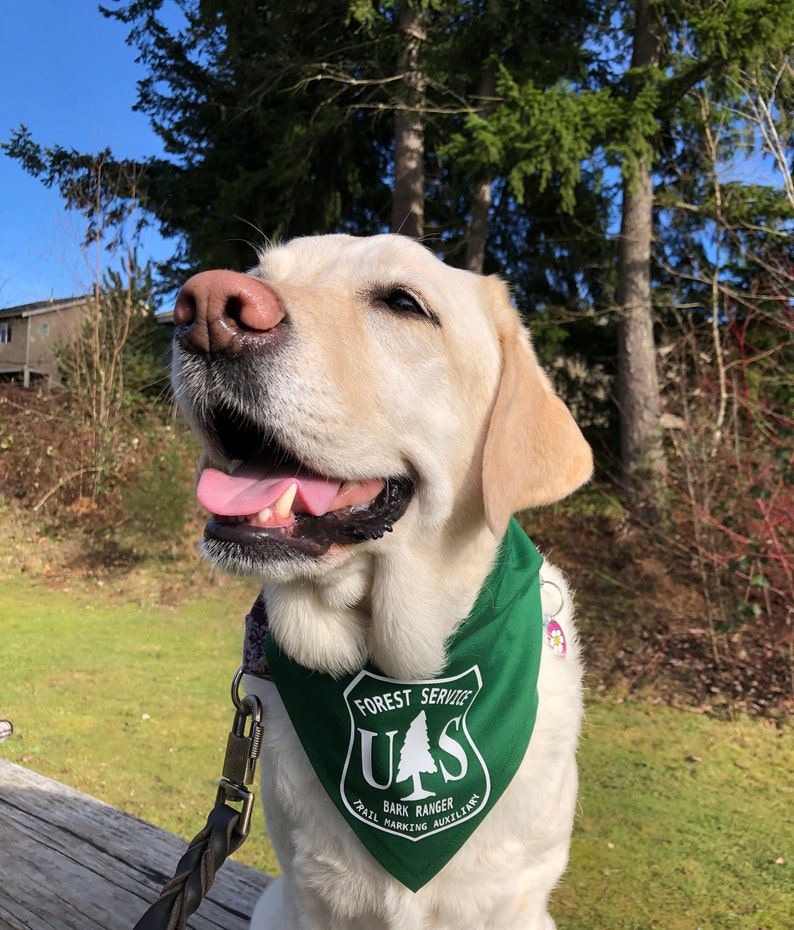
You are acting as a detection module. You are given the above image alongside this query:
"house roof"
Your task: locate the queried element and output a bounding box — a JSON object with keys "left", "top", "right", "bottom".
{"left": 0, "top": 296, "right": 89, "bottom": 320}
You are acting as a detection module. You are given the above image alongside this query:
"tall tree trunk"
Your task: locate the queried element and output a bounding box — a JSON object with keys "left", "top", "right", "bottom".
{"left": 392, "top": 3, "right": 426, "bottom": 239}
{"left": 465, "top": 70, "right": 497, "bottom": 273}
{"left": 617, "top": 0, "right": 667, "bottom": 517}
{"left": 466, "top": 176, "right": 492, "bottom": 272}
{"left": 465, "top": 0, "right": 500, "bottom": 273}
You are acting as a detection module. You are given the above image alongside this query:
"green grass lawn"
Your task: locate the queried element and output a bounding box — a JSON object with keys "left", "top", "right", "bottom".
{"left": 1, "top": 567, "right": 792, "bottom": 928}
{"left": 557, "top": 703, "right": 793, "bottom": 929}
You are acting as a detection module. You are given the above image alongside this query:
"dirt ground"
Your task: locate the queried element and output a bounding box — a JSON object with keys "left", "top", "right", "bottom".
{"left": 527, "top": 502, "right": 793, "bottom": 721}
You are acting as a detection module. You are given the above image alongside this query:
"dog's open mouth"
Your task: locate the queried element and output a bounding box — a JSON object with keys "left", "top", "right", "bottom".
{"left": 196, "top": 406, "right": 414, "bottom": 559}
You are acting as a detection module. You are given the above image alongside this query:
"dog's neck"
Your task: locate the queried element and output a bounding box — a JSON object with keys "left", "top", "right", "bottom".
{"left": 262, "top": 522, "right": 499, "bottom": 680}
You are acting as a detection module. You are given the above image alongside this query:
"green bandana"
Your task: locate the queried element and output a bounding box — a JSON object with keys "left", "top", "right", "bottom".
{"left": 264, "top": 518, "right": 544, "bottom": 892}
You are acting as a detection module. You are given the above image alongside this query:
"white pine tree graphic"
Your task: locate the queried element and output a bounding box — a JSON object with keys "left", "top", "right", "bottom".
{"left": 396, "top": 710, "right": 437, "bottom": 801}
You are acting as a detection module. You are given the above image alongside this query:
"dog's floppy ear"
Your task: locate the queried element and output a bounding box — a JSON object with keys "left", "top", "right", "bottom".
{"left": 482, "top": 277, "right": 593, "bottom": 537}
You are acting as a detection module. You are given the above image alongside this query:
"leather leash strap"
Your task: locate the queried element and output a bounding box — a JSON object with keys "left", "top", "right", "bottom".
{"left": 132, "top": 801, "right": 247, "bottom": 930}
{"left": 131, "top": 645, "right": 267, "bottom": 930}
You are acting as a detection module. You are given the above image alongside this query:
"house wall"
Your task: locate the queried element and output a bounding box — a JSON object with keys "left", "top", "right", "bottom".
{"left": 0, "top": 318, "right": 27, "bottom": 370}
{"left": 0, "top": 304, "right": 85, "bottom": 385}
{"left": 28, "top": 306, "right": 85, "bottom": 381}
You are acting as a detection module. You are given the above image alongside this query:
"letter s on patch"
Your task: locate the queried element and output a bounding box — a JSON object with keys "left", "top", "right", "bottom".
{"left": 438, "top": 716, "right": 468, "bottom": 782}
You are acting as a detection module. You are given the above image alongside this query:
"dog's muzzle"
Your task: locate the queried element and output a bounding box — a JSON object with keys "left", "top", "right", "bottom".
{"left": 172, "top": 269, "right": 415, "bottom": 568}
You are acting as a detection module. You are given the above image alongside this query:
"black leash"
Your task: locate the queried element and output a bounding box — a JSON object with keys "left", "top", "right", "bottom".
{"left": 132, "top": 669, "right": 264, "bottom": 930}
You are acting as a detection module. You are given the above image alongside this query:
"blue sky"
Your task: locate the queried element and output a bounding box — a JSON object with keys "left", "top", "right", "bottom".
{"left": 0, "top": 1, "right": 172, "bottom": 308}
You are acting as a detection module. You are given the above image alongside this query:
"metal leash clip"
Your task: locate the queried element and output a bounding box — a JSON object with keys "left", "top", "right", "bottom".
{"left": 217, "top": 667, "right": 264, "bottom": 840}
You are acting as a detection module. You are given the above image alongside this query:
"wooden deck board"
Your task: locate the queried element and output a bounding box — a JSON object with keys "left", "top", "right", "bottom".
{"left": 0, "top": 759, "right": 269, "bottom": 929}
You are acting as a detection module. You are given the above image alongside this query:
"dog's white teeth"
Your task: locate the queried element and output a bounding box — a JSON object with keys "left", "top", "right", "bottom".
{"left": 274, "top": 483, "right": 298, "bottom": 518}
{"left": 257, "top": 507, "right": 273, "bottom": 522}
{"left": 339, "top": 480, "right": 358, "bottom": 494}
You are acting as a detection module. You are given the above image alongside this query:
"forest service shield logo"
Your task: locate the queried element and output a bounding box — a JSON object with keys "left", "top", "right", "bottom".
{"left": 341, "top": 666, "right": 490, "bottom": 841}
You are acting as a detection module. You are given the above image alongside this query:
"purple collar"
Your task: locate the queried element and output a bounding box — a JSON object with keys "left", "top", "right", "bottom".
{"left": 242, "top": 595, "right": 273, "bottom": 680}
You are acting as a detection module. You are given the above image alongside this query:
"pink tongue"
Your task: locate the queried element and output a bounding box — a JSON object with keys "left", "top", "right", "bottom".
{"left": 197, "top": 462, "right": 342, "bottom": 517}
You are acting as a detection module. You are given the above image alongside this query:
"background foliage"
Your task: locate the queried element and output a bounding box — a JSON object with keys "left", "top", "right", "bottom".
{"left": 0, "top": 10, "right": 792, "bottom": 924}
{"left": 1, "top": 0, "right": 792, "bottom": 706}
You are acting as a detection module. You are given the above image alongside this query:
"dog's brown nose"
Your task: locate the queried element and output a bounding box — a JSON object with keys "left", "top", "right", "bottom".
{"left": 173, "top": 270, "right": 286, "bottom": 356}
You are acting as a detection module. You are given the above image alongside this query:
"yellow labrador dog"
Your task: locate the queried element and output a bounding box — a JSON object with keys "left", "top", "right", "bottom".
{"left": 172, "top": 234, "right": 592, "bottom": 930}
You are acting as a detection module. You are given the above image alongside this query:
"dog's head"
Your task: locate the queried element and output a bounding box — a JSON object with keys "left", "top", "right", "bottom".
{"left": 172, "top": 234, "right": 592, "bottom": 580}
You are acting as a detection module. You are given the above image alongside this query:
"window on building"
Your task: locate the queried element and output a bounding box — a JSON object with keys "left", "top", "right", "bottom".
{"left": 0, "top": 323, "right": 11, "bottom": 344}
{"left": 38, "top": 323, "right": 50, "bottom": 336}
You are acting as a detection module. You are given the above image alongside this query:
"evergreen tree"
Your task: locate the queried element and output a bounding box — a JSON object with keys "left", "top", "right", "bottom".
{"left": 451, "top": 0, "right": 794, "bottom": 515}
{"left": 396, "top": 710, "right": 437, "bottom": 801}
{"left": 6, "top": 0, "right": 793, "bottom": 522}
{"left": 99, "top": 0, "right": 395, "bottom": 286}
{"left": 613, "top": 0, "right": 794, "bottom": 516}
{"left": 93, "top": 0, "right": 601, "bottom": 278}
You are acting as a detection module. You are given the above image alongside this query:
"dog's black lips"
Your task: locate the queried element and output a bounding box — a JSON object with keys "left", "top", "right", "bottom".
{"left": 201, "top": 403, "right": 414, "bottom": 560}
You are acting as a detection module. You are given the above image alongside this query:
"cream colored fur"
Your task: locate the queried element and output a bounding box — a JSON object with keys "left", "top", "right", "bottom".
{"left": 175, "top": 234, "right": 592, "bottom": 929}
